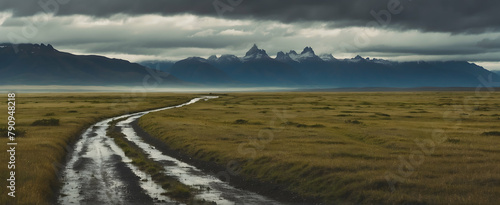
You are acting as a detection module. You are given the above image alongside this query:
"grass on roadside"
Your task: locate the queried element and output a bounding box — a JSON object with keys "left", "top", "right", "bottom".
{"left": 106, "top": 118, "right": 204, "bottom": 203}
{"left": 139, "top": 92, "right": 500, "bottom": 204}
{"left": 0, "top": 93, "right": 194, "bottom": 205}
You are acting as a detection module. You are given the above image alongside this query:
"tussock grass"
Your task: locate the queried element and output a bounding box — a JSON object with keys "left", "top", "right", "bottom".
{"left": 139, "top": 92, "right": 500, "bottom": 204}
{"left": 233, "top": 119, "right": 248, "bottom": 124}
{"left": 0, "top": 93, "right": 193, "bottom": 205}
{"left": 374, "top": 112, "right": 391, "bottom": 117}
{"left": 344, "top": 119, "right": 363, "bottom": 124}
{"left": 482, "top": 131, "right": 500, "bottom": 136}
{"left": 0, "top": 127, "right": 26, "bottom": 137}
{"left": 31, "top": 118, "right": 60, "bottom": 126}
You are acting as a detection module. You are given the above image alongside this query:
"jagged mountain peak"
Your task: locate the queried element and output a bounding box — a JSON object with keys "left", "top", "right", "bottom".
{"left": 217, "top": 54, "right": 241, "bottom": 63}
{"left": 207, "top": 55, "right": 218, "bottom": 61}
{"left": 274, "top": 47, "right": 325, "bottom": 63}
{"left": 292, "top": 46, "right": 322, "bottom": 62}
{"left": 243, "top": 44, "right": 270, "bottom": 61}
{"left": 301, "top": 47, "right": 315, "bottom": 55}
{"left": 319, "top": 54, "right": 336, "bottom": 61}
{"left": 249, "top": 44, "right": 258, "bottom": 50}
{"left": 245, "top": 44, "right": 263, "bottom": 56}
{"left": 345, "top": 55, "right": 370, "bottom": 63}
{"left": 276, "top": 51, "right": 293, "bottom": 62}
{"left": 40, "top": 43, "right": 55, "bottom": 50}
{"left": 0, "top": 43, "right": 57, "bottom": 54}
{"left": 354, "top": 55, "right": 364, "bottom": 60}
{"left": 276, "top": 51, "right": 286, "bottom": 59}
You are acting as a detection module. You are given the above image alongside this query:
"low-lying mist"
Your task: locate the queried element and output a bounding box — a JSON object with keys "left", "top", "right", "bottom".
{"left": 0, "top": 85, "right": 296, "bottom": 93}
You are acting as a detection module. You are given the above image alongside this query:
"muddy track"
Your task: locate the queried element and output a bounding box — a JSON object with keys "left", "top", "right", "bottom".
{"left": 57, "top": 96, "right": 281, "bottom": 205}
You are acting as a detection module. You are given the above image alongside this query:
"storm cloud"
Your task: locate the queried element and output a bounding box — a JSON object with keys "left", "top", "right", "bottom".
{"left": 0, "top": 0, "right": 499, "bottom": 70}
{"left": 1, "top": 0, "right": 499, "bottom": 34}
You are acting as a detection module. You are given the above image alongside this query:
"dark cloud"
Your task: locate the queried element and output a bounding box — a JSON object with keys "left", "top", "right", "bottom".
{"left": 1, "top": 0, "right": 499, "bottom": 33}
{"left": 82, "top": 38, "right": 262, "bottom": 55}
{"left": 363, "top": 45, "right": 495, "bottom": 56}
{"left": 1, "top": 18, "right": 25, "bottom": 27}
{"left": 477, "top": 37, "right": 500, "bottom": 48}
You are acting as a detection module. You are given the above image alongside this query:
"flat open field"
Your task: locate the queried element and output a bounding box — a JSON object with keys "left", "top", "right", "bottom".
{"left": 0, "top": 93, "right": 194, "bottom": 205}
{"left": 138, "top": 92, "right": 500, "bottom": 204}
{"left": 1, "top": 91, "right": 499, "bottom": 204}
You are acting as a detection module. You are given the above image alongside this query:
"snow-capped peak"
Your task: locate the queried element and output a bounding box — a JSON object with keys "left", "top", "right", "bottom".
{"left": 354, "top": 55, "right": 364, "bottom": 60}
{"left": 217, "top": 54, "right": 241, "bottom": 63}
{"left": 207, "top": 55, "right": 218, "bottom": 62}
{"left": 243, "top": 44, "right": 270, "bottom": 61}
{"left": 371, "top": 58, "right": 393, "bottom": 65}
{"left": 287, "top": 50, "right": 300, "bottom": 62}
{"left": 276, "top": 51, "right": 287, "bottom": 60}
{"left": 319, "top": 54, "right": 336, "bottom": 61}
{"left": 344, "top": 55, "right": 368, "bottom": 63}
{"left": 281, "top": 47, "right": 324, "bottom": 62}
{"left": 301, "top": 47, "right": 315, "bottom": 55}
{"left": 275, "top": 47, "right": 327, "bottom": 62}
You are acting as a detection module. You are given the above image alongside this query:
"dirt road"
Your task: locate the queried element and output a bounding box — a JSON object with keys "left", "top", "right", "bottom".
{"left": 57, "top": 96, "right": 281, "bottom": 205}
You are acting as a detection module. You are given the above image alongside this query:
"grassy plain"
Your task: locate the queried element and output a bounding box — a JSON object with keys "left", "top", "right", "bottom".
{"left": 0, "top": 93, "right": 193, "bottom": 205}
{"left": 139, "top": 92, "right": 500, "bottom": 204}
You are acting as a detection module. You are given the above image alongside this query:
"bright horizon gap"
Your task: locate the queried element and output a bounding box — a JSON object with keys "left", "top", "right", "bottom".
{"left": 0, "top": 85, "right": 298, "bottom": 93}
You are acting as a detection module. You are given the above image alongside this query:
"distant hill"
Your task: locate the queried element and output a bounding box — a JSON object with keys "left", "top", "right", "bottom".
{"left": 168, "top": 57, "right": 234, "bottom": 84}
{"left": 0, "top": 43, "right": 183, "bottom": 86}
{"left": 139, "top": 60, "right": 176, "bottom": 73}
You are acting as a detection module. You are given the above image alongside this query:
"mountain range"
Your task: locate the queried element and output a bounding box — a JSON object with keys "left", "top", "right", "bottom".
{"left": 0, "top": 43, "right": 498, "bottom": 88}
{"left": 141, "top": 44, "right": 500, "bottom": 87}
{"left": 0, "top": 43, "right": 183, "bottom": 86}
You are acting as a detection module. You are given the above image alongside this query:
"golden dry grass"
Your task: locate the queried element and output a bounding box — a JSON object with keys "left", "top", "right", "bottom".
{"left": 139, "top": 92, "right": 500, "bottom": 204}
{"left": 0, "top": 93, "right": 194, "bottom": 205}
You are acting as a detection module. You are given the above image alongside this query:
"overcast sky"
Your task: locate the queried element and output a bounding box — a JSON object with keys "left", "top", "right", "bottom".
{"left": 0, "top": 0, "right": 499, "bottom": 70}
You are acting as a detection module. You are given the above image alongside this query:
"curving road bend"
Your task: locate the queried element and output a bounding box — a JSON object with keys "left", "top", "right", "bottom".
{"left": 57, "top": 96, "right": 281, "bottom": 205}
